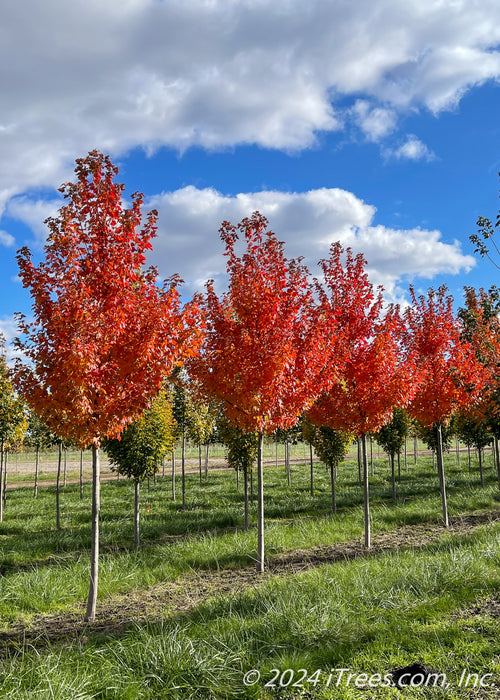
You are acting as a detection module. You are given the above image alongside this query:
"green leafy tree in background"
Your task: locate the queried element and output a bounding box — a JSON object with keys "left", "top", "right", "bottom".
{"left": 303, "top": 417, "right": 351, "bottom": 513}
{"left": 104, "top": 391, "right": 177, "bottom": 549}
{"left": 217, "top": 411, "right": 258, "bottom": 529}
{"left": 455, "top": 412, "right": 491, "bottom": 487}
{"left": 25, "top": 411, "right": 55, "bottom": 498}
{"left": 0, "top": 339, "right": 26, "bottom": 520}
{"left": 375, "top": 407, "right": 410, "bottom": 501}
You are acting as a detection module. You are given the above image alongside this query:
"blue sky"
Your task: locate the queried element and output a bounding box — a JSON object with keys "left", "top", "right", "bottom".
{"left": 1, "top": 0, "right": 500, "bottom": 346}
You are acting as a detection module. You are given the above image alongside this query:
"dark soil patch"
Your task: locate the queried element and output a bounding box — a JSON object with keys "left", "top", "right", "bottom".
{"left": 0, "top": 509, "right": 498, "bottom": 655}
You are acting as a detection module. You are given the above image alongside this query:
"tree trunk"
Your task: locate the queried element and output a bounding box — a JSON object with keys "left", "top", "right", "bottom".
{"left": 243, "top": 465, "right": 249, "bottom": 530}
{"left": 309, "top": 443, "right": 314, "bottom": 497}
{"left": 414, "top": 435, "right": 418, "bottom": 465}
{"left": 435, "top": 423, "right": 449, "bottom": 528}
{"left": 0, "top": 439, "right": 4, "bottom": 522}
{"left": 134, "top": 480, "right": 140, "bottom": 550}
{"left": 330, "top": 462, "right": 336, "bottom": 514}
{"left": 85, "top": 444, "right": 100, "bottom": 623}
{"left": 397, "top": 451, "right": 401, "bottom": 483}
{"left": 236, "top": 466, "right": 239, "bottom": 489}
{"left": 370, "top": 435, "right": 374, "bottom": 476}
{"left": 63, "top": 447, "right": 67, "bottom": 487}
{"left": 257, "top": 432, "right": 265, "bottom": 573}
{"left": 56, "top": 442, "right": 62, "bottom": 530}
{"left": 205, "top": 443, "right": 209, "bottom": 478}
{"left": 181, "top": 431, "right": 186, "bottom": 510}
{"left": 478, "top": 447, "right": 484, "bottom": 488}
{"left": 2, "top": 450, "right": 7, "bottom": 508}
{"left": 404, "top": 438, "right": 408, "bottom": 471}
{"left": 34, "top": 445, "right": 39, "bottom": 498}
{"left": 198, "top": 444, "right": 202, "bottom": 485}
{"left": 250, "top": 468, "right": 254, "bottom": 503}
{"left": 171, "top": 451, "right": 176, "bottom": 501}
{"left": 286, "top": 441, "right": 291, "bottom": 487}
{"left": 468, "top": 444, "right": 471, "bottom": 474}
{"left": 357, "top": 437, "right": 362, "bottom": 486}
{"left": 495, "top": 436, "right": 500, "bottom": 497}
{"left": 390, "top": 452, "right": 396, "bottom": 502}
{"left": 79, "top": 450, "right": 84, "bottom": 500}
{"left": 361, "top": 433, "right": 371, "bottom": 548}
{"left": 456, "top": 436, "right": 460, "bottom": 465}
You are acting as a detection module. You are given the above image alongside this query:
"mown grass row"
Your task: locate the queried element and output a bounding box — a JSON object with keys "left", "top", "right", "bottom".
{"left": 0, "top": 523, "right": 499, "bottom": 698}
{"left": 0, "top": 451, "right": 499, "bottom": 698}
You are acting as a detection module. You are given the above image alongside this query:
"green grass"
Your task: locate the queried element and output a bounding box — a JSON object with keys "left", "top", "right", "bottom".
{"left": 0, "top": 448, "right": 498, "bottom": 697}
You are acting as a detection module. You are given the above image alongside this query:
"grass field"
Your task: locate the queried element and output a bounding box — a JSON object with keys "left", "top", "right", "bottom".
{"left": 0, "top": 445, "right": 498, "bottom": 698}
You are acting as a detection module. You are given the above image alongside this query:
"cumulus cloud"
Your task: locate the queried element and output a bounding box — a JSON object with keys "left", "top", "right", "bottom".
{"left": 384, "top": 134, "right": 436, "bottom": 161}
{"left": 0, "top": 1, "right": 499, "bottom": 204}
{"left": 7, "top": 184, "right": 475, "bottom": 303}
{"left": 0, "top": 230, "right": 15, "bottom": 247}
{"left": 143, "top": 186, "right": 475, "bottom": 302}
{"left": 352, "top": 101, "right": 398, "bottom": 141}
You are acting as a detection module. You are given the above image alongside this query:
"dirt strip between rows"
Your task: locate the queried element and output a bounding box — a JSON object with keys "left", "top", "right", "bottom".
{"left": 0, "top": 509, "right": 499, "bottom": 654}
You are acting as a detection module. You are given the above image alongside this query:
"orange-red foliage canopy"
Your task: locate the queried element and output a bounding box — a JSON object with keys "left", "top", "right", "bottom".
{"left": 404, "top": 285, "right": 488, "bottom": 427}
{"left": 189, "top": 212, "right": 338, "bottom": 433}
{"left": 13, "top": 151, "right": 202, "bottom": 447}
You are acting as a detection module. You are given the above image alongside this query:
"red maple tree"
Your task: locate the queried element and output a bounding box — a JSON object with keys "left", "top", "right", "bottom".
{"left": 13, "top": 150, "right": 202, "bottom": 620}
{"left": 189, "top": 212, "right": 339, "bottom": 571}
{"left": 308, "top": 245, "right": 415, "bottom": 547}
{"left": 404, "top": 285, "right": 488, "bottom": 527}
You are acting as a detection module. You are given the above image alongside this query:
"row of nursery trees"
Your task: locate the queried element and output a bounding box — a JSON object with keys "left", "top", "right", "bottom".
{"left": 3, "top": 150, "right": 500, "bottom": 622}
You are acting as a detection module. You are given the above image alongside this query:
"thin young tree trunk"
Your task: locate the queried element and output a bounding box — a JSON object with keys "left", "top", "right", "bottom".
{"left": 236, "top": 466, "right": 239, "bottom": 489}
{"left": 357, "top": 437, "right": 362, "bottom": 486}
{"left": 404, "top": 438, "right": 408, "bottom": 471}
{"left": 286, "top": 441, "right": 291, "bottom": 486}
{"left": 309, "top": 443, "right": 314, "bottom": 497}
{"left": 198, "top": 443, "right": 202, "bottom": 485}
{"left": 397, "top": 451, "right": 401, "bottom": 483}
{"left": 134, "top": 480, "right": 140, "bottom": 550}
{"left": 56, "top": 442, "right": 62, "bottom": 530}
{"left": 257, "top": 432, "right": 265, "bottom": 572}
{"left": 243, "top": 465, "right": 249, "bottom": 530}
{"left": 2, "top": 450, "right": 7, "bottom": 508}
{"left": 478, "top": 447, "right": 484, "bottom": 488}
{"left": 250, "top": 468, "right": 254, "bottom": 503}
{"left": 34, "top": 445, "right": 39, "bottom": 498}
{"left": 414, "top": 435, "right": 418, "bottom": 465}
{"left": 171, "top": 451, "right": 176, "bottom": 501}
{"left": 0, "top": 439, "right": 4, "bottom": 522}
{"left": 361, "top": 433, "right": 371, "bottom": 548}
{"left": 456, "top": 436, "right": 460, "bottom": 465}
{"left": 468, "top": 444, "right": 471, "bottom": 474}
{"left": 330, "top": 462, "right": 336, "bottom": 514}
{"left": 63, "top": 447, "right": 67, "bottom": 487}
{"left": 205, "top": 443, "right": 209, "bottom": 478}
{"left": 78, "top": 449, "right": 84, "bottom": 500}
{"left": 370, "top": 435, "right": 374, "bottom": 476}
{"left": 275, "top": 441, "right": 278, "bottom": 469}
{"left": 435, "top": 423, "right": 449, "bottom": 528}
{"left": 181, "top": 431, "right": 186, "bottom": 510}
{"left": 162, "top": 458, "right": 165, "bottom": 478}
{"left": 85, "top": 443, "right": 100, "bottom": 623}
{"left": 495, "top": 436, "right": 500, "bottom": 497}
{"left": 391, "top": 452, "right": 396, "bottom": 502}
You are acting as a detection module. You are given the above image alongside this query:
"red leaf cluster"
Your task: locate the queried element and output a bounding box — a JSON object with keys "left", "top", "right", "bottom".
{"left": 189, "top": 212, "right": 336, "bottom": 433}
{"left": 13, "top": 151, "right": 202, "bottom": 447}
{"left": 404, "top": 285, "right": 488, "bottom": 427}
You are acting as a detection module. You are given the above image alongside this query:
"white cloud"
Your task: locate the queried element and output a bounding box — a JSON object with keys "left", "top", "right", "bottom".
{"left": 7, "top": 184, "right": 475, "bottom": 303}
{"left": 142, "top": 185, "right": 474, "bottom": 302}
{"left": 384, "top": 134, "right": 436, "bottom": 162}
{"left": 0, "top": 1, "right": 499, "bottom": 204}
{"left": 0, "top": 230, "right": 15, "bottom": 247}
{"left": 352, "top": 101, "right": 398, "bottom": 141}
